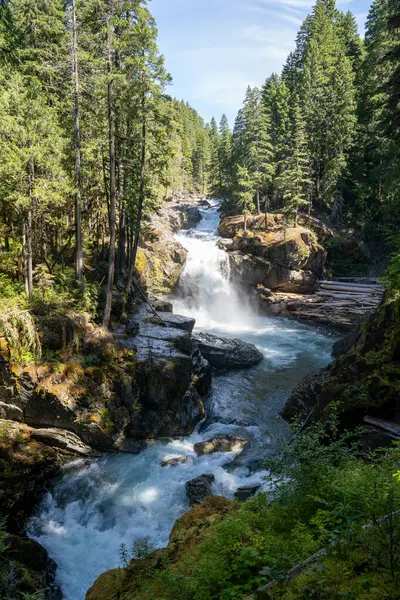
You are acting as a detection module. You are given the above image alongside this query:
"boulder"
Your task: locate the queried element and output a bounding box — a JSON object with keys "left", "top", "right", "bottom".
{"left": 185, "top": 474, "right": 215, "bottom": 506}
{"left": 193, "top": 332, "right": 263, "bottom": 370}
{"left": 86, "top": 496, "right": 237, "bottom": 600}
{"left": 234, "top": 484, "right": 261, "bottom": 502}
{"left": 157, "top": 312, "right": 196, "bottom": 333}
{"left": 177, "top": 387, "right": 205, "bottom": 434}
{"left": 194, "top": 434, "right": 249, "bottom": 456}
{"left": 30, "top": 428, "right": 93, "bottom": 456}
{"left": 161, "top": 455, "right": 188, "bottom": 467}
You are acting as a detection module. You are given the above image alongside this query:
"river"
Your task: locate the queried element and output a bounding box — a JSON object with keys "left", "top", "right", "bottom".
{"left": 27, "top": 200, "right": 336, "bottom": 600}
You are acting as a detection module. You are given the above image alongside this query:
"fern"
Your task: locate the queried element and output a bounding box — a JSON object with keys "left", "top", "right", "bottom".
{"left": 0, "top": 307, "right": 41, "bottom": 364}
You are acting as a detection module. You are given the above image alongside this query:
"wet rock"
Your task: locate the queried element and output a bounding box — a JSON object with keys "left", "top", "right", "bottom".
{"left": 152, "top": 299, "right": 173, "bottom": 313}
{"left": 194, "top": 434, "right": 249, "bottom": 455}
{"left": 185, "top": 474, "right": 215, "bottom": 505}
{"left": 193, "top": 332, "right": 263, "bottom": 370}
{"left": 113, "top": 438, "right": 146, "bottom": 454}
{"left": 234, "top": 484, "right": 261, "bottom": 502}
{"left": 282, "top": 299, "right": 400, "bottom": 430}
{"left": 157, "top": 312, "right": 196, "bottom": 333}
{"left": 192, "top": 346, "right": 212, "bottom": 396}
{"left": 177, "top": 387, "right": 205, "bottom": 434}
{"left": 30, "top": 428, "right": 93, "bottom": 456}
{"left": 134, "top": 320, "right": 193, "bottom": 359}
{"left": 161, "top": 455, "right": 188, "bottom": 467}
{"left": 332, "top": 327, "right": 360, "bottom": 358}
{"left": 281, "top": 369, "right": 325, "bottom": 421}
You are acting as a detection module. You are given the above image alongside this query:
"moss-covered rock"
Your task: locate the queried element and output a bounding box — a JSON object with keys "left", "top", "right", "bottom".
{"left": 85, "top": 496, "right": 237, "bottom": 600}
{"left": 0, "top": 533, "right": 61, "bottom": 599}
{"left": 282, "top": 298, "right": 400, "bottom": 425}
{"left": 0, "top": 420, "right": 62, "bottom": 532}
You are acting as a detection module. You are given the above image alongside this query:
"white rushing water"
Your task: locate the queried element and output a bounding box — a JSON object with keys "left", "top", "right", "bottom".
{"left": 28, "top": 200, "right": 336, "bottom": 600}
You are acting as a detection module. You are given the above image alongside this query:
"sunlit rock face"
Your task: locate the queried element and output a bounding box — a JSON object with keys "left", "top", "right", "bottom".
{"left": 219, "top": 214, "right": 326, "bottom": 294}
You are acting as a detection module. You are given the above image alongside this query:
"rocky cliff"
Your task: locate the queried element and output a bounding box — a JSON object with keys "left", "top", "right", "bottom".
{"left": 136, "top": 192, "right": 202, "bottom": 295}
{"left": 282, "top": 297, "right": 400, "bottom": 432}
{"left": 218, "top": 214, "right": 326, "bottom": 294}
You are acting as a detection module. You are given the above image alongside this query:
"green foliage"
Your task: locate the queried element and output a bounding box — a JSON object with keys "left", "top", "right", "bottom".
{"left": 0, "top": 305, "right": 41, "bottom": 364}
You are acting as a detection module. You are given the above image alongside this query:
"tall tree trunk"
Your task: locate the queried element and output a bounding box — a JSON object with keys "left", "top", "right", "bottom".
{"left": 256, "top": 189, "right": 260, "bottom": 214}
{"left": 22, "top": 219, "right": 29, "bottom": 295}
{"left": 117, "top": 201, "right": 126, "bottom": 273}
{"left": 27, "top": 160, "right": 34, "bottom": 302}
{"left": 103, "top": 17, "right": 117, "bottom": 327}
{"left": 126, "top": 93, "right": 146, "bottom": 292}
{"left": 72, "top": 0, "right": 83, "bottom": 282}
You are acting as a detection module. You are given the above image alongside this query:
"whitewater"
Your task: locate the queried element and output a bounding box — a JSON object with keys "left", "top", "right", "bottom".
{"left": 27, "top": 200, "right": 335, "bottom": 599}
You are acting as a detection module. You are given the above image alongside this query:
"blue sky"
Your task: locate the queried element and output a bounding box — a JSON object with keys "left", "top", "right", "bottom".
{"left": 150, "top": 0, "right": 371, "bottom": 127}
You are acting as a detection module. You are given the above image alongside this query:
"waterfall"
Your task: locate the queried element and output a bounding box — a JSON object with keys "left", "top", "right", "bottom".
{"left": 174, "top": 201, "right": 255, "bottom": 332}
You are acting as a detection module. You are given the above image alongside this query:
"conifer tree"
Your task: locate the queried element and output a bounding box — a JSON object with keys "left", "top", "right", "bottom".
{"left": 218, "top": 114, "right": 232, "bottom": 195}
{"left": 208, "top": 117, "right": 220, "bottom": 193}
{"left": 276, "top": 101, "right": 311, "bottom": 223}
{"left": 301, "top": 0, "right": 356, "bottom": 209}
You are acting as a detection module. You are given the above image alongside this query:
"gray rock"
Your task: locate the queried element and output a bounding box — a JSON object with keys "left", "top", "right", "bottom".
{"left": 178, "top": 387, "right": 205, "bottom": 433}
{"left": 30, "top": 428, "right": 92, "bottom": 456}
{"left": 186, "top": 474, "right": 215, "bottom": 505}
{"left": 114, "top": 438, "right": 146, "bottom": 454}
{"left": 234, "top": 484, "right": 261, "bottom": 502}
{"left": 0, "top": 401, "right": 23, "bottom": 420}
{"left": 194, "top": 434, "right": 249, "bottom": 456}
{"left": 193, "top": 332, "right": 263, "bottom": 370}
{"left": 192, "top": 347, "right": 212, "bottom": 396}
{"left": 157, "top": 312, "right": 196, "bottom": 333}
{"left": 161, "top": 455, "right": 188, "bottom": 467}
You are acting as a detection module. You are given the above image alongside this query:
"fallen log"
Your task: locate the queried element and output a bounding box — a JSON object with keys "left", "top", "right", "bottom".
{"left": 363, "top": 415, "right": 400, "bottom": 438}
{"left": 319, "top": 280, "right": 383, "bottom": 291}
{"left": 320, "top": 284, "right": 382, "bottom": 294}
{"left": 316, "top": 291, "right": 377, "bottom": 300}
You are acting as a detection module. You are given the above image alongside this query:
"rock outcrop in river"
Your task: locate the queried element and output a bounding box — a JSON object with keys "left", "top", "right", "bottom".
{"left": 193, "top": 332, "right": 264, "bottom": 369}
{"left": 219, "top": 214, "right": 326, "bottom": 294}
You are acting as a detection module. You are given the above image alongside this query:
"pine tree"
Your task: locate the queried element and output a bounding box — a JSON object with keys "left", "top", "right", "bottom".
{"left": 262, "top": 74, "right": 291, "bottom": 206}
{"left": 241, "top": 86, "right": 273, "bottom": 213}
{"left": 301, "top": 0, "right": 356, "bottom": 209}
{"left": 208, "top": 117, "right": 220, "bottom": 193}
{"left": 234, "top": 166, "right": 255, "bottom": 231}
{"left": 276, "top": 101, "right": 311, "bottom": 224}
{"left": 218, "top": 114, "right": 232, "bottom": 196}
